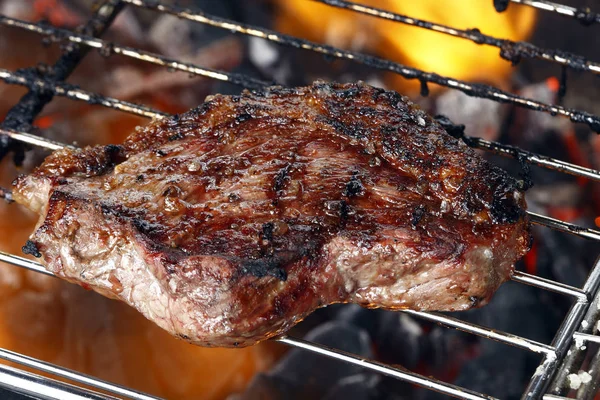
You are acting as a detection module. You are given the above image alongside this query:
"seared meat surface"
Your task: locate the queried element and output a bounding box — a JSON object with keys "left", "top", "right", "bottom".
{"left": 14, "top": 82, "right": 530, "bottom": 347}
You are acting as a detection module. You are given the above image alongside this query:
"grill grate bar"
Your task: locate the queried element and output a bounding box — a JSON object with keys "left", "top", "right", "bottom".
{"left": 0, "top": 68, "right": 167, "bottom": 120}
{"left": 528, "top": 211, "right": 600, "bottom": 241}
{"left": 572, "top": 332, "right": 600, "bottom": 344}
{"left": 512, "top": 270, "right": 588, "bottom": 300}
{"left": 0, "top": 362, "right": 118, "bottom": 400}
{"left": 121, "top": 0, "right": 600, "bottom": 133}
{"left": 0, "top": 127, "right": 76, "bottom": 151}
{"left": 316, "top": 0, "right": 600, "bottom": 74}
{"left": 548, "top": 267, "right": 600, "bottom": 396}
{"left": 463, "top": 136, "right": 600, "bottom": 182}
{"left": 402, "top": 309, "right": 556, "bottom": 355}
{"left": 0, "top": 251, "right": 54, "bottom": 277}
{"left": 507, "top": 0, "right": 600, "bottom": 25}
{"left": 276, "top": 335, "right": 497, "bottom": 400}
{"left": 0, "top": 15, "right": 271, "bottom": 92}
{"left": 0, "top": 187, "right": 12, "bottom": 203}
{"left": 0, "top": 347, "right": 160, "bottom": 400}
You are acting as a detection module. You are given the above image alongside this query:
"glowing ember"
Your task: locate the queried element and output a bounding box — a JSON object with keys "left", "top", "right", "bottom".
{"left": 274, "top": 0, "right": 537, "bottom": 92}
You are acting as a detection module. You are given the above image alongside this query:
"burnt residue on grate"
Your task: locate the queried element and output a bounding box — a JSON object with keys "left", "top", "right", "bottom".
{"left": 0, "top": 0, "right": 124, "bottom": 165}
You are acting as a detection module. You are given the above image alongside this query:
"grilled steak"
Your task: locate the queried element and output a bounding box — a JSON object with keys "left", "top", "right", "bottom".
{"left": 13, "top": 81, "right": 530, "bottom": 347}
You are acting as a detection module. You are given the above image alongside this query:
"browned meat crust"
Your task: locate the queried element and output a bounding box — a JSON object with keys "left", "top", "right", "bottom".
{"left": 13, "top": 81, "right": 530, "bottom": 347}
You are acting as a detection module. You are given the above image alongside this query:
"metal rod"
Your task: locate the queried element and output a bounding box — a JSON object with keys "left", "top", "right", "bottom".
{"left": 0, "top": 128, "right": 73, "bottom": 151}
{"left": 277, "top": 335, "right": 497, "bottom": 400}
{"left": 0, "top": 362, "right": 117, "bottom": 400}
{"left": 0, "top": 15, "right": 271, "bottom": 91}
{"left": 0, "top": 347, "right": 160, "bottom": 400}
{"left": 121, "top": 0, "right": 600, "bottom": 133}
{"left": 402, "top": 309, "right": 555, "bottom": 355}
{"left": 572, "top": 332, "right": 600, "bottom": 344}
{"left": 467, "top": 136, "right": 600, "bottom": 182}
{"left": 511, "top": 271, "right": 588, "bottom": 300}
{"left": 527, "top": 211, "right": 600, "bottom": 241}
{"left": 0, "top": 68, "right": 167, "bottom": 120}
{"left": 0, "top": 251, "right": 54, "bottom": 277}
{"left": 315, "top": 0, "right": 600, "bottom": 74}
{"left": 508, "top": 0, "right": 600, "bottom": 25}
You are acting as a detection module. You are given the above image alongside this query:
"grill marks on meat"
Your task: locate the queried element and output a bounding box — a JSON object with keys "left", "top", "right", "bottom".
{"left": 13, "top": 82, "right": 530, "bottom": 347}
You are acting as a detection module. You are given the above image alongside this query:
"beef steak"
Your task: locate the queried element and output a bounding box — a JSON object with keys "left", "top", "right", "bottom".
{"left": 13, "top": 81, "right": 530, "bottom": 347}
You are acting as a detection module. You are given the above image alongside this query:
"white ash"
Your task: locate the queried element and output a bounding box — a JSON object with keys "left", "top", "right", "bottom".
{"left": 518, "top": 81, "right": 570, "bottom": 140}
{"left": 581, "top": 320, "right": 589, "bottom": 329}
{"left": 596, "top": 320, "right": 600, "bottom": 332}
{"left": 575, "top": 336, "right": 585, "bottom": 350}
{"left": 578, "top": 371, "right": 592, "bottom": 384}
{"left": 365, "top": 77, "right": 386, "bottom": 90}
{"left": 0, "top": 0, "right": 29, "bottom": 18}
{"left": 249, "top": 37, "right": 280, "bottom": 70}
{"left": 567, "top": 373, "right": 582, "bottom": 390}
{"left": 148, "top": 14, "right": 195, "bottom": 58}
{"left": 399, "top": 314, "right": 423, "bottom": 337}
{"left": 435, "top": 90, "right": 502, "bottom": 142}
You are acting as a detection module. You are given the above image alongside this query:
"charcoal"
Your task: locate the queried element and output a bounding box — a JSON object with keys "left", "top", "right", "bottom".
{"left": 533, "top": 224, "right": 591, "bottom": 289}
{"left": 230, "top": 375, "right": 296, "bottom": 400}
{"left": 334, "top": 304, "right": 382, "bottom": 339}
{"left": 421, "top": 281, "right": 561, "bottom": 399}
{"left": 322, "top": 374, "right": 380, "bottom": 400}
{"left": 376, "top": 312, "right": 423, "bottom": 369}
{"left": 236, "top": 321, "right": 374, "bottom": 400}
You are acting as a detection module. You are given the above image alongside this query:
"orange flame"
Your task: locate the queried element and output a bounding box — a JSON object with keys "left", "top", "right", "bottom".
{"left": 274, "top": 0, "right": 537, "bottom": 93}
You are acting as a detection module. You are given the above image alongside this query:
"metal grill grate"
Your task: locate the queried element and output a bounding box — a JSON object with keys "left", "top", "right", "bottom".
{"left": 0, "top": 1, "right": 599, "bottom": 399}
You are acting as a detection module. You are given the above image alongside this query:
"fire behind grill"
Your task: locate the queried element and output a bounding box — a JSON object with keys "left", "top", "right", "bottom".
{"left": 0, "top": 0, "right": 600, "bottom": 399}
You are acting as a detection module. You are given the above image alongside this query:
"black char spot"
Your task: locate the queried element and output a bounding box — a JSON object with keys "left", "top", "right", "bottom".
{"left": 235, "top": 113, "right": 252, "bottom": 123}
{"left": 262, "top": 222, "right": 275, "bottom": 241}
{"left": 344, "top": 176, "right": 364, "bottom": 197}
{"left": 22, "top": 240, "right": 41, "bottom": 258}
{"left": 168, "top": 132, "right": 184, "bottom": 141}
{"left": 240, "top": 257, "right": 288, "bottom": 281}
{"left": 411, "top": 206, "right": 425, "bottom": 228}
{"left": 273, "top": 164, "right": 292, "bottom": 193}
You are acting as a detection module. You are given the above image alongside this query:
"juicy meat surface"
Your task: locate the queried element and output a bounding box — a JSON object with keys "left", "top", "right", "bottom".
{"left": 13, "top": 81, "right": 530, "bottom": 347}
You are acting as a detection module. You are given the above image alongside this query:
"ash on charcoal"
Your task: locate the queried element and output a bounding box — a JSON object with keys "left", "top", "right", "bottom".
{"left": 435, "top": 89, "right": 503, "bottom": 142}
{"left": 235, "top": 321, "right": 380, "bottom": 400}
